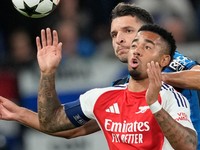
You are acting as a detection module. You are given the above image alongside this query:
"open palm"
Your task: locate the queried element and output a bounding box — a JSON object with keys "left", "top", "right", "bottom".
{"left": 36, "top": 28, "right": 62, "bottom": 74}
{"left": 146, "top": 61, "right": 162, "bottom": 105}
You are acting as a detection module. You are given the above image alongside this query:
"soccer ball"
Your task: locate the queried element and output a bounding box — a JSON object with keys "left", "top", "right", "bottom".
{"left": 12, "top": 0, "right": 60, "bottom": 18}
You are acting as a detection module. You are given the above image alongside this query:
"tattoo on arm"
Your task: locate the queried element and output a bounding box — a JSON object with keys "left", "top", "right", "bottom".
{"left": 38, "top": 74, "right": 74, "bottom": 132}
{"left": 154, "top": 109, "right": 197, "bottom": 150}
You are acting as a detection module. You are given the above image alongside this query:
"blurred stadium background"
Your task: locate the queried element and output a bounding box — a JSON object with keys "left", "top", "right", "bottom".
{"left": 0, "top": 0, "right": 199, "bottom": 150}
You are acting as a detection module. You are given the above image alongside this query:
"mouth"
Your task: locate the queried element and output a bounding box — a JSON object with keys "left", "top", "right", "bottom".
{"left": 130, "top": 58, "right": 139, "bottom": 69}
{"left": 117, "top": 47, "right": 129, "bottom": 55}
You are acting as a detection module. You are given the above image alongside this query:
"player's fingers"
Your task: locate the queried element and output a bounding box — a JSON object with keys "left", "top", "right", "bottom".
{"left": 0, "top": 96, "right": 10, "bottom": 107}
{"left": 0, "top": 96, "right": 5, "bottom": 103}
{"left": 150, "top": 61, "right": 157, "bottom": 78}
{"left": 41, "top": 29, "right": 47, "bottom": 47}
{"left": 147, "top": 61, "right": 159, "bottom": 85}
{"left": 155, "top": 62, "right": 161, "bottom": 80}
{"left": 36, "top": 36, "right": 41, "bottom": 51}
{"left": 57, "top": 42, "right": 63, "bottom": 56}
{"left": 152, "top": 62, "right": 161, "bottom": 86}
{"left": 0, "top": 104, "right": 9, "bottom": 119}
{"left": 147, "top": 62, "right": 153, "bottom": 80}
{"left": 52, "top": 30, "right": 58, "bottom": 46}
{"left": 0, "top": 105, "right": 2, "bottom": 118}
{"left": 46, "top": 28, "right": 52, "bottom": 46}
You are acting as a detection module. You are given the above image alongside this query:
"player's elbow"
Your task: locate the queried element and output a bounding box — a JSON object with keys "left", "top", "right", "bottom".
{"left": 174, "top": 129, "right": 197, "bottom": 150}
{"left": 188, "top": 134, "right": 198, "bottom": 150}
{"left": 38, "top": 116, "right": 60, "bottom": 133}
{"left": 187, "top": 130, "right": 198, "bottom": 150}
{"left": 39, "top": 122, "right": 57, "bottom": 133}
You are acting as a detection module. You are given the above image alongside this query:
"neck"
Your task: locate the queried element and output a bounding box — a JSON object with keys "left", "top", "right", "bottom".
{"left": 128, "top": 77, "right": 149, "bottom": 92}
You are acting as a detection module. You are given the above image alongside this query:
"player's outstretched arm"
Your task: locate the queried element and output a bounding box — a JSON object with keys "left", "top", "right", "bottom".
{"left": 52, "top": 120, "right": 100, "bottom": 139}
{"left": 0, "top": 96, "right": 40, "bottom": 130}
{"left": 146, "top": 62, "right": 197, "bottom": 150}
{"left": 0, "top": 96, "right": 100, "bottom": 138}
{"left": 162, "top": 65, "right": 200, "bottom": 90}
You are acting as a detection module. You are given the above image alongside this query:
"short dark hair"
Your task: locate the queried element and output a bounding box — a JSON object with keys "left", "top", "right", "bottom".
{"left": 111, "top": 2, "right": 154, "bottom": 24}
{"left": 138, "top": 24, "right": 176, "bottom": 59}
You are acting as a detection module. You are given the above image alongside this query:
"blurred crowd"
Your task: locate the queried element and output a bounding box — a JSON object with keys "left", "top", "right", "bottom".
{"left": 0, "top": 0, "right": 200, "bottom": 150}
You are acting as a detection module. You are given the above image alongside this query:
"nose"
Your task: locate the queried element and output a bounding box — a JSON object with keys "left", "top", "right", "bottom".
{"left": 132, "top": 47, "right": 142, "bottom": 57}
{"left": 116, "top": 33, "right": 125, "bottom": 44}
{"left": 133, "top": 51, "right": 141, "bottom": 56}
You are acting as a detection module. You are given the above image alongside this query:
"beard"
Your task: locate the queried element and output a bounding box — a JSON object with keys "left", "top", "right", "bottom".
{"left": 118, "top": 55, "right": 128, "bottom": 63}
{"left": 129, "top": 69, "right": 143, "bottom": 80}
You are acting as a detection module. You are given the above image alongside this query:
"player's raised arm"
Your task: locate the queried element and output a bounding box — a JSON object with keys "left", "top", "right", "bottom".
{"left": 36, "top": 28, "right": 76, "bottom": 133}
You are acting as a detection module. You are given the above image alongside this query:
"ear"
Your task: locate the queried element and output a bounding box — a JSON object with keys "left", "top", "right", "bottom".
{"left": 160, "top": 55, "right": 171, "bottom": 68}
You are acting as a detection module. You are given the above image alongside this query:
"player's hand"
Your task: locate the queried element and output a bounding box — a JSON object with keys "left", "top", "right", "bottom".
{"left": 146, "top": 61, "right": 162, "bottom": 105}
{"left": 36, "top": 28, "right": 62, "bottom": 74}
{"left": 0, "top": 96, "right": 21, "bottom": 121}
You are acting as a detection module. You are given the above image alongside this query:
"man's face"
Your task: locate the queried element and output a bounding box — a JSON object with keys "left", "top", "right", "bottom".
{"left": 127, "top": 31, "right": 166, "bottom": 80}
{"left": 110, "top": 16, "right": 143, "bottom": 63}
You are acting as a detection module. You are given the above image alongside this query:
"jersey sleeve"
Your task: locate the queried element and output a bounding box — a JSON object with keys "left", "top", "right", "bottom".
{"left": 79, "top": 89, "right": 98, "bottom": 119}
{"left": 62, "top": 88, "right": 105, "bottom": 127}
{"left": 80, "top": 87, "right": 122, "bottom": 119}
{"left": 160, "top": 84, "right": 196, "bottom": 131}
{"left": 79, "top": 88, "right": 113, "bottom": 119}
{"left": 63, "top": 100, "right": 90, "bottom": 127}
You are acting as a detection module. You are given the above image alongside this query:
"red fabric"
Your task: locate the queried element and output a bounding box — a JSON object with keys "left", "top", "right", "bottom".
{"left": 0, "top": 70, "right": 19, "bottom": 102}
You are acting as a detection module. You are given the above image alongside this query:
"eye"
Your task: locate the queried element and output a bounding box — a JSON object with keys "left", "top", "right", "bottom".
{"left": 111, "top": 33, "right": 117, "bottom": 38}
{"left": 131, "top": 44, "right": 137, "bottom": 49}
{"left": 145, "top": 45, "right": 151, "bottom": 50}
{"left": 126, "top": 29, "right": 133, "bottom": 33}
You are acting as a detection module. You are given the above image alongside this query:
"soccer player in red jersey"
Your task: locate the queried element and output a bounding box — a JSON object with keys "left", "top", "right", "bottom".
{"left": 0, "top": 2, "right": 199, "bottom": 149}
{"left": 36, "top": 24, "right": 197, "bottom": 150}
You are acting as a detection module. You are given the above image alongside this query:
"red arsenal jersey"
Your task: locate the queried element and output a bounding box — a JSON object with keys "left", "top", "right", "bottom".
{"left": 79, "top": 83, "right": 195, "bottom": 150}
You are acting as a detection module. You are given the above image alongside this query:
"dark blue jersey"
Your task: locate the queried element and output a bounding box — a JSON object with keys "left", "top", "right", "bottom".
{"left": 112, "top": 50, "right": 200, "bottom": 149}
{"left": 164, "top": 51, "right": 200, "bottom": 149}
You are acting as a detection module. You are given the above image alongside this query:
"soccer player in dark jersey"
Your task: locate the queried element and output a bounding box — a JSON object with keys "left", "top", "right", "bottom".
{"left": 0, "top": 2, "right": 200, "bottom": 148}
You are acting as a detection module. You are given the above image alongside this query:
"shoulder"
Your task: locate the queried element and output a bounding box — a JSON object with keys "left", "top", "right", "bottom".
{"left": 80, "top": 86, "right": 127, "bottom": 103}
{"left": 79, "top": 86, "right": 127, "bottom": 119}
{"left": 160, "top": 82, "right": 182, "bottom": 98}
{"left": 160, "top": 82, "right": 189, "bottom": 107}
{"left": 81, "top": 86, "right": 126, "bottom": 98}
{"left": 164, "top": 50, "right": 198, "bottom": 72}
{"left": 173, "top": 51, "right": 195, "bottom": 63}
{"left": 111, "top": 75, "right": 129, "bottom": 86}
{"left": 160, "top": 82, "right": 176, "bottom": 93}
